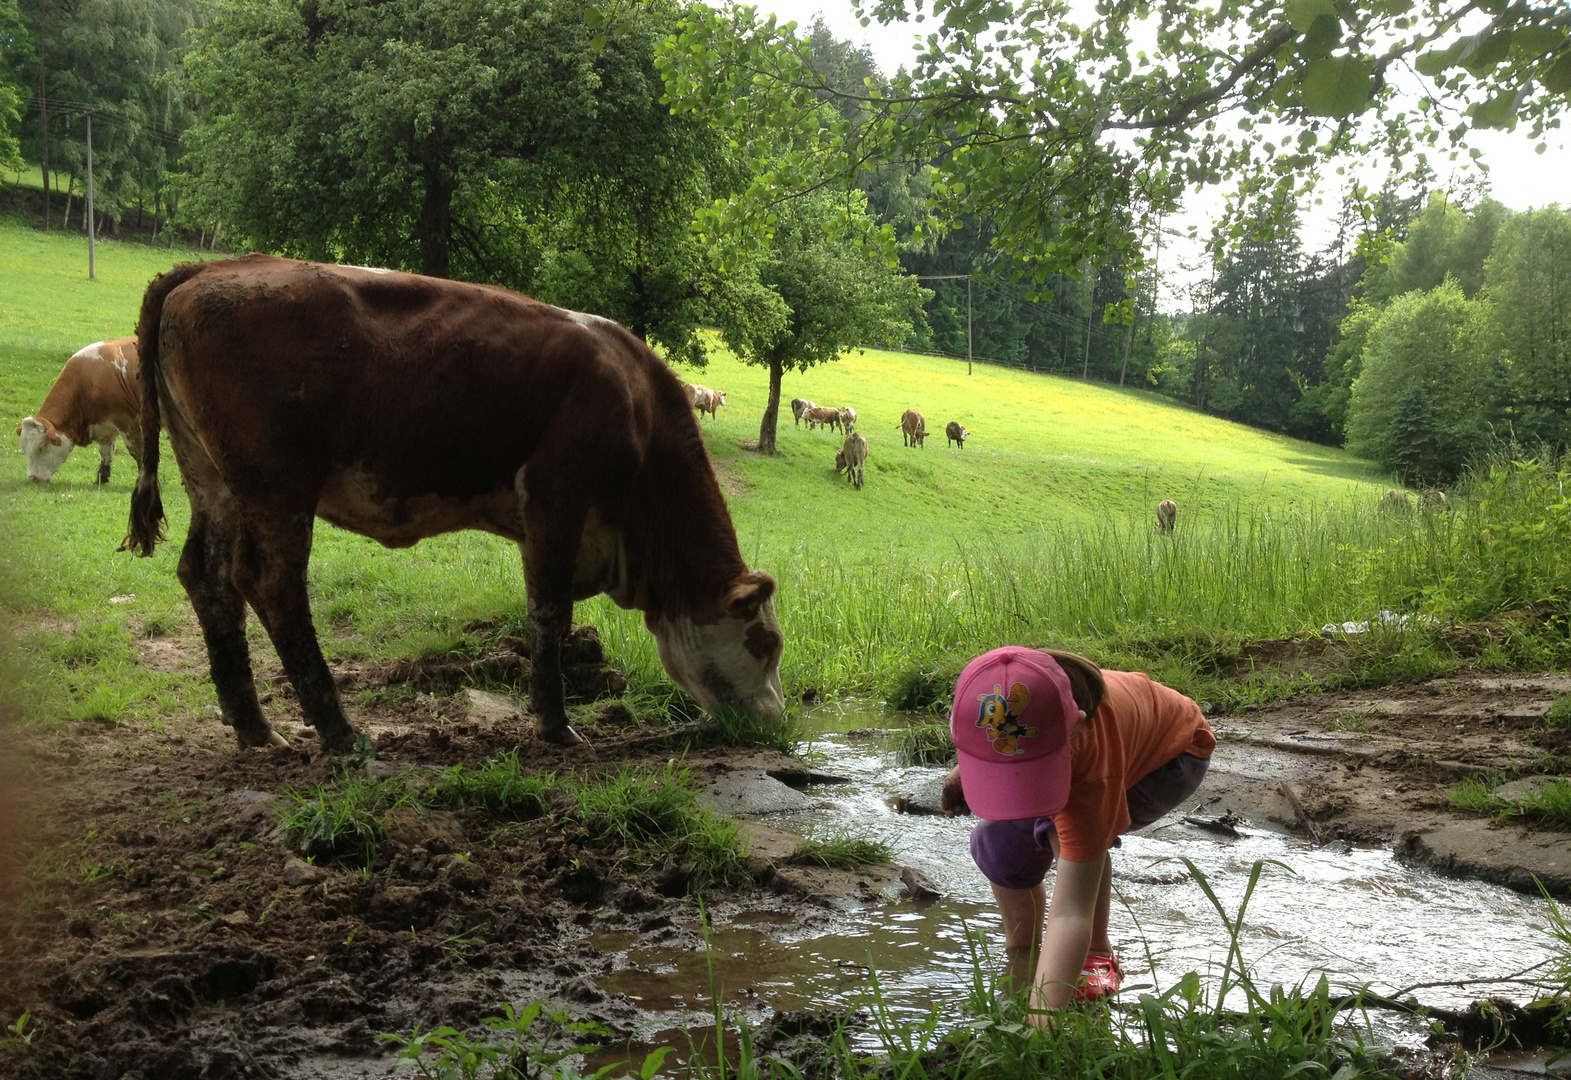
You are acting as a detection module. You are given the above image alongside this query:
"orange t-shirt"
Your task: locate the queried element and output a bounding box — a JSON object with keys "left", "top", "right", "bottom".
{"left": 1050, "top": 671, "right": 1215, "bottom": 861}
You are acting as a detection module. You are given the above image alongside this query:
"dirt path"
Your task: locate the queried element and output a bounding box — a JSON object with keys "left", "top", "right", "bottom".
{"left": 2, "top": 662, "right": 1569, "bottom": 1078}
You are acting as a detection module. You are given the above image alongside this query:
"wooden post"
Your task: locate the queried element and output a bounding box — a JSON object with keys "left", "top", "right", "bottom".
{"left": 84, "top": 111, "right": 96, "bottom": 280}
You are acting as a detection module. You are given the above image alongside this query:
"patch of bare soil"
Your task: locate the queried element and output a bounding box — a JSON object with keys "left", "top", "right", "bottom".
{"left": 0, "top": 689, "right": 884, "bottom": 1080}
{"left": 1201, "top": 671, "right": 1571, "bottom": 895}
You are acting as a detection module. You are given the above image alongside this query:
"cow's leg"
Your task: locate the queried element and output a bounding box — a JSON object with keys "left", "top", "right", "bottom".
{"left": 517, "top": 512, "right": 588, "bottom": 746}
{"left": 178, "top": 510, "right": 286, "bottom": 749}
{"left": 232, "top": 517, "right": 357, "bottom": 752}
{"left": 95, "top": 436, "right": 115, "bottom": 485}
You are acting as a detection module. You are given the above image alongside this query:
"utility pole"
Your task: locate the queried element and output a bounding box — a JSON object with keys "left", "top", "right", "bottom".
{"left": 38, "top": 41, "right": 48, "bottom": 231}
{"left": 83, "top": 110, "right": 95, "bottom": 280}
{"left": 916, "top": 274, "right": 974, "bottom": 375}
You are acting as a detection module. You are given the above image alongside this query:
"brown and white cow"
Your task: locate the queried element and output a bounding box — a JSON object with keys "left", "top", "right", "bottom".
{"left": 18, "top": 338, "right": 143, "bottom": 484}
{"left": 945, "top": 421, "right": 968, "bottom": 449}
{"left": 899, "top": 409, "right": 926, "bottom": 448}
{"left": 1419, "top": 487, "right": 1450, "bottom": 512}
{"left": 1156, "top": 499, "right": 1177, "bottom": 535}
{"left": 838, "top": 406, "right": 857, "bottom": 432}
{"left": 123, "top": 256, "right": 785, "bottom": 751}
{"left": 791, "top": 398, "right": 815, "bottom": 427}
{"left": 840, "top": 432, "right": 868, "bottom": 490}
{"left": 1380, "top": 490, "right": 1412, "bottom": 514}
{"left": 686, "top": 384, "right": 726, "bottom": 420}
{"left": 805, "top": 406, "right": 842, "bottom": 433}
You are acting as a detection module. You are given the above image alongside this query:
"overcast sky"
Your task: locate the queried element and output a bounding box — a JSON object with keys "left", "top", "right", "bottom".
{"left": 757, "top": 2, "right": 1569, "bottom": 308}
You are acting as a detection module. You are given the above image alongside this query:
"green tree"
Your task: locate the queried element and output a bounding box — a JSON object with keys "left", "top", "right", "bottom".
{"left": 724, "top": 188, "right": 928, "bottom": 454}
{"left": 1388, "top": 382, "right": 1444, "bottom": 485}
{"left": 1345, "top": 281, "right": 1496, "bottom": 479}
{"left": 1485, "top": 206, "right": 1571, "bottom": 447}
{"left": 0, "top": 0, "right": 24, "bottom": 171}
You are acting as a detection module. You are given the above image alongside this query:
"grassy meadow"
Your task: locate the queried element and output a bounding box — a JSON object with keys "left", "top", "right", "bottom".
{"left": 2, "top": 215, "right": 1568, "bottom": 727}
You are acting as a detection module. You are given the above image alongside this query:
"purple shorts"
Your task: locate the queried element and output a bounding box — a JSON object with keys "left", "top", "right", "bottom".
{"left": 969, "top": 752, "right": 1210, "bottom": 890}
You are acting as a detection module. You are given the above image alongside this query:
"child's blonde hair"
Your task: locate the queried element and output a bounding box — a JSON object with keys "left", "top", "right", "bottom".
{"left": 1041, "top": 650, "right": 1106, "bottom": 717}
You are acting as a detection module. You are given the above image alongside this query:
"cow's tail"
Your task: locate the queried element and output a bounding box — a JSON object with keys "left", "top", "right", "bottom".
{"left": 123, "top": 262, "right": 204, "bottom": 556}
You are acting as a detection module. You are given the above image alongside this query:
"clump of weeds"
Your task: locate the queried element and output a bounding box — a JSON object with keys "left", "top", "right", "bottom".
{"left": 893, "top": 720, "right": 954, "bottom": 766}
{"left": 787, "top": 830, "right": 892, "bottom": 869}
{"left": 1450, "top": 774, "right": 1571, "bottom": 830}
{"left": 279, "top": 774, "right": 411, "bottom": 868}
{"left": 569, "top": 765, "right": 749, "bottom": 890}
{"left": 433, "top": 750, "right": 556, "bottom": 820}
{"left": 1546, "top": 694, "right": 1571, "bottom": 730}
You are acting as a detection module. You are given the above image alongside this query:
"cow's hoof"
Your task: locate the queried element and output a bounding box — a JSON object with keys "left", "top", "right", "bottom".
{"left": 234, "top": 723, "right": 279, "bottom": 749}
{"left": 266, "top": 728, "right": 292, "bottom": 749}
{"left": 318, "top": 727, "right": 360, "bottom": 754}
{"left": 541, "top": 723, "right": 586, "bottom": 747}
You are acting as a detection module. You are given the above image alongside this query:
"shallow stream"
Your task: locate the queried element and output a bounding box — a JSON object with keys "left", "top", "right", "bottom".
{"left": 595, "top": 703, "right": 1560, "bottom": 1056}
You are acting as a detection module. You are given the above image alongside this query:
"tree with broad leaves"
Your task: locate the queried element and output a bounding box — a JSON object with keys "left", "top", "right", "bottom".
{"left": 657, "top": 0, "right": 1571, "bottom": 300}
{"left": 723, "top": 187, "right": 929, "bottom": 455}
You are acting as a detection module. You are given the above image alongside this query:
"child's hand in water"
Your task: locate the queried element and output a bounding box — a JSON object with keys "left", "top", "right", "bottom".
{"left": 941, "top": 766, "right": 970, "bottom": 816}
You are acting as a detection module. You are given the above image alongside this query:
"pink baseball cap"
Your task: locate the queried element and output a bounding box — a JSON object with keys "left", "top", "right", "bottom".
{"left": 950, "top": 646, "right": 1080, "bottom": 821}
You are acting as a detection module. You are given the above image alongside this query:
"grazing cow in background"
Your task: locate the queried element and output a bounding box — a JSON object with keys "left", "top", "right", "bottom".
{"left": 123, "top": 255, "right": 785, "bottom": 752}
{"left": 791, "top": 398, "right": 815, "bottom": 427}
{"left": 899, "top": 409, "right": 927, "bottom": 448}
{"left": 838, "top": 406, "right": 857, "bottom": 432}
{"left": 686, "top": 384, "right": 726, "bottom": 420}
{"left": 945, "top": 421, "right": 969, "bottom": 449}
{"left": 1380, "top": 490, "right": 1412, "bottom": 514}
{"left": 840, "top": 432, "right": 868, "bottom": 490}
{"left": 18, "top": 337, "right": 143, "bottom": 484}
{"left": 1420, "top": 487, "right": 1450, "bottom": 511}
{"left": 806, "top": 406, "right": 842, "bottom": 433}
{"left": 1156, "top": 499, "right": 1177, "bottom": 535}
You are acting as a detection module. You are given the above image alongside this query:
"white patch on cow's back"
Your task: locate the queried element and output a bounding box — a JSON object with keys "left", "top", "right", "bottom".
{"left": 565, "top": 309, "right": 616, "bottom": 330}
{"left": 74, "top": 342, "right": 105, "bottom": 362}
{"left": 341, "top": 264, "right": 394, "bottom": 275}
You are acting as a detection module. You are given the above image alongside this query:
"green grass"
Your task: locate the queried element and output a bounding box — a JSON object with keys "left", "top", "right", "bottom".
{"left": 279, "top": 775, "right": 413, "bottom": 868}
{"left": 1547, "top": 694, "right": 1571, "bottom": 730}
{"left": 432, "top": 750, "right": 555, "bottom": 820}
{"left": 1450, "top": 775, "right": 1571, "bottom": 830}
{"left": 787, "top": 831, "right": 894, "bottom": 869}
{"left": 3, "top": 217, "right": 1570, "bottom": 734}
{"left": 893, "top": 720, "right": 955, "bottom": 766}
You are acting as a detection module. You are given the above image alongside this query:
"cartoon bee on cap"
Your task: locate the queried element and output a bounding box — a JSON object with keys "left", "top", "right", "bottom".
{"left": 976, "top": 682, "right": 1036, "bottom": 755}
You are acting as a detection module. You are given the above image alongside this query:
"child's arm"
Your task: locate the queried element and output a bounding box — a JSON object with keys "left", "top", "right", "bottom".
{"left": 1031, "top": 852, "right": 1108, "bottom": 1016}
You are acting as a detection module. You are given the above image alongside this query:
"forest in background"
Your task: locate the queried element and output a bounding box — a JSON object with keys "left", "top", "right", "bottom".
{"left": 1, "top": 0, "right": 1567, "bottom": 469}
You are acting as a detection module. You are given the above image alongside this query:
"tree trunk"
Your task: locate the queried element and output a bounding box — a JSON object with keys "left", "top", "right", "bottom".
{"left": 37, "top": 35, "right": 48, "bottom": 231}
{"left": 418, "top": 157, "right": 453, "bottom": 279}
{"left": 758, "top": 356, "right": 783, "bottom": 455}
{"left": 63, "top": 173, "right": 74, "bottom": 235}
{"left": 1118, "top": 313, "right": 1134, "bottom": 386}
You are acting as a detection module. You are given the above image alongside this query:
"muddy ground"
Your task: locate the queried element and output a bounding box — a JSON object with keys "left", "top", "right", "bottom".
{"left": 1, "top": 629, "right": 1569, "bottom": 1079}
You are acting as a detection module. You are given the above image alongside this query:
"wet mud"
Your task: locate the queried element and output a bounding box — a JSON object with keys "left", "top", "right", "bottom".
{"left": 3, "top": 647, "right": 1571, "bottom": 1078}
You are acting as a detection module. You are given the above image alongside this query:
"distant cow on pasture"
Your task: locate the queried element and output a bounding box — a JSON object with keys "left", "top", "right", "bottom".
{"left": 899, "top": 409, "right": 927, "bottom": 448}
{"left": 838, "top": 406, "right": 857, "bottom": 432}
{"left": 791, "top": 398, "right": 815, "bottom": 427}
{"left": 686, "top": 384, "right": 726, "bottom": 420}
{"left": 1419, "top": 488, "right": 1450, "bottom": 511}
{"left": 18, "top": 338, "right": 143, "bottom": 484}
{"left": 123, "top": 255, "right": 785, "bottom": 752}
{"left": 945, "top": 421, "right": 969, "bottom": 449}
{"left": 805, "top": 406, "right": 843, "bottom": 433}
{"left": 1156, "top": 499, "right": 1177, "bottom": 535}
{"left": 839, "top": 432, "right": 868, "bottom": 490}
{"left": 1380, "top": 490, "right": 1412, "bottom": 514}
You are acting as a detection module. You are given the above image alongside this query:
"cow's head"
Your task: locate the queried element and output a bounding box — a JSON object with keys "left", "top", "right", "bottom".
{"left": 650, "top": 571, "right": 785, "bottom": 726}
{"left": 18, "top": 416, "right": 74, "bottom": 482}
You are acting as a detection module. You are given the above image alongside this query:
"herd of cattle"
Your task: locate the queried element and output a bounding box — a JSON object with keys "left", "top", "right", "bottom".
{"left": 12, "top": 255, "right": 1465, "bottom": 758}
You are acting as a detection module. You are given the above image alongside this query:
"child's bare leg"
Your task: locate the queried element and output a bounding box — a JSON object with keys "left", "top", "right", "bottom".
{"left": 1091, "top": 855, "right": 1114, "bottom": 956}
{"left": 992, "top": 882, "right": 1047, "bottom": 992}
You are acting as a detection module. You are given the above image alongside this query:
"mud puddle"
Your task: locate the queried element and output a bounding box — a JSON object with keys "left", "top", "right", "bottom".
{"left": 592, "top": 702, "right": 1560, "bottom": 1057}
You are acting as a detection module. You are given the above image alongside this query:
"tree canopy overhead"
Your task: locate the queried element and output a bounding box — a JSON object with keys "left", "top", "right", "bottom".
{"left": 658, "top": 0, "right": 1571, "bottom": 289}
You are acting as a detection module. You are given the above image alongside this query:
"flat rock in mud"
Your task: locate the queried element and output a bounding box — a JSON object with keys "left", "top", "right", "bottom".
{"left": 463, "top": 688, "right": 523, "bottom": 725}
{"left": 900, "top": 866, "right": 942, "bottom": 899}
{"left": 701, "top": 770, "right": 819, "bottom": 815}
{"left": 282, "top": 857, "right": 328, "bottom": 887}
{"left": 1397, "top": 820, "right": 1571, "bottom": 895}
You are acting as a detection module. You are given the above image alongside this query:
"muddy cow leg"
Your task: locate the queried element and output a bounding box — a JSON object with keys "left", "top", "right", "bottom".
{"left": 517, "top": 503, "right": 589, "bottom": 746}
{"left": 178, "top": 509, "right": 284, "bottom": 749}
{"left": 232, "top": 515, "right": 357, "bottom": 752}
{"left": 95, "top": 437, "right": 115, "bottom": 485}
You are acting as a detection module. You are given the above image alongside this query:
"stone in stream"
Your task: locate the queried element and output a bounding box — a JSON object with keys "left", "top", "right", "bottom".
{"left": 887, "top": 773, "right": 948, "bottom": 815}
{"left": 701, "top": 770, "right": 819, "bottom": 815}
{"left": 900, "top": 867, "right": 942, "bottom": 900}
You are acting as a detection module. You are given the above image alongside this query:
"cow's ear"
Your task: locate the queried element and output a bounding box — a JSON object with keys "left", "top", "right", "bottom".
{"left": 42, "top": 420, "right": 63, "bottom": 446}
{"left": 723, "top": 571, "right": 776, "bottom": 620}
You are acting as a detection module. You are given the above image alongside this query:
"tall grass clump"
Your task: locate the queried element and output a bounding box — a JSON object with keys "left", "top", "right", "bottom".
{"left": 279, "top": 775, "right": 411, "bottom": 868}
{"left": 569, "top": 765, "right": 749, "bottom": 890}
{"left": 1452, "top": 774, "right": 1571, "bottom": 830}
{"left": 432, "top": 750, "right": 555, "bottom": 820}
{"left": 893, "top": 721, "right": 954, "bottom": 765}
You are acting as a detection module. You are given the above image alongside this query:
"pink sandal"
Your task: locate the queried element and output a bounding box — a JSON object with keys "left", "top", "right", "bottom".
{"left": 1074, "top": 952, "right": 1122, "bottom": 1001}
